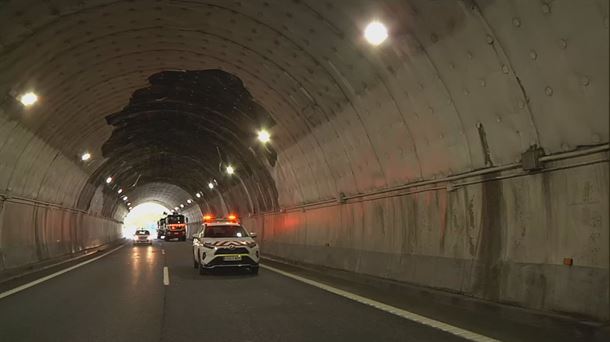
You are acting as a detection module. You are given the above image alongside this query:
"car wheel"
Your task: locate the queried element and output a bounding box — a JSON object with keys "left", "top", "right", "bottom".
{"left": 250, "top": 266, "right": 259, "bottom": 275}
{"left": 193, "top": 249, "right": 199, "bottom": 269}
{"left": 198, "top": 254, "right": 207, "bottom": 275}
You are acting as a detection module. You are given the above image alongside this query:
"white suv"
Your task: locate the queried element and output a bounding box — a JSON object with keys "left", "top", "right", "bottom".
{"left": 192, "top": 220, "right": 260, "bottom": 275}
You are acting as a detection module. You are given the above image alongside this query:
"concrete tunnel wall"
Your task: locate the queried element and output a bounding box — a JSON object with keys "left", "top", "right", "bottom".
{"left": 0, "top": 0, "right": 607, "bottom": 321}
{"left": 241, "top": 151, "right": 609, "bottom": 320}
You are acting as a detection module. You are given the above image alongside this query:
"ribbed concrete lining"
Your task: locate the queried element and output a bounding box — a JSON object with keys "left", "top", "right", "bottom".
{"left": 0, "top": 0, "right": 606, "bottom": 210}
{"left": 0, "top": 0, "right": 607, "bottom": 319}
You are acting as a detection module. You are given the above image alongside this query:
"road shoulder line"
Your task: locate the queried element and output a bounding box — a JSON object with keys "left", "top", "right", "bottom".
{"left": 261, "top": 264, "right": 500, "bottom": 342}
{"left": 0, "top": 244, "right": 125, "bottom": 300}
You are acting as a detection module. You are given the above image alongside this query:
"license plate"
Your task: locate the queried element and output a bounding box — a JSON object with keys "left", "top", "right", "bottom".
{"left": 223, "top": 255, "right": 242, "bottom": 261}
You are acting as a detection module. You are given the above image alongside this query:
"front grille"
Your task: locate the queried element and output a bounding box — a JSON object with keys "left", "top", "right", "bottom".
{"left": 215, "top": 247, "right": 249, "bottom": 255}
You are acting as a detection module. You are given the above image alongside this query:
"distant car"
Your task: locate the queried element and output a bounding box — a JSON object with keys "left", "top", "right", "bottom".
{"left": 192, "top": 216, "right": 259, "bottom": 275}
{"left": 133, "top": 229, "right": 153, "bottom": 245}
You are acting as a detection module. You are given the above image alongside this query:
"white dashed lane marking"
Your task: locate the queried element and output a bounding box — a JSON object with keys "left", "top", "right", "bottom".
{"left": 163, "top": 266, "right": 170, "bottom": 286}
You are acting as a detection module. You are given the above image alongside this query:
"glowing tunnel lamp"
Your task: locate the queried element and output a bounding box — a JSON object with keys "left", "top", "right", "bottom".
{"left": 196, "top": 193, "right": 201, "bottom": 198}
{"left": 105, "top": 177, "right": 113, "bottom": 184}
{"left": 257, "top": 129, "right": 271, "bottom": 143}
{"left": 174, "top": 207, "right": 179, "bottom": 211}
{"left": 122, "top": 196, "right": 128, "bottom": 201}
{"left": 118, "top": 188, "right": 123, "bottom": 194}
{"left": 180, "top": 204, "right": 184, "bottom": 208}
{"left": 208, "top": 182, "right": 214, "bottom": 189}
{"left": 81, "top": 152, "right": 91, "bottom": 161}
{"left": 226, "top": 165, "right": 234, "bottom": 175}
{"left": 187, "top": 199, "right": 192, "bottom": 204}
{"left": 19, "top": 92, "right": 38, "bottom": 106}
{"left": 364, "top": 21, "right": 388, "bottom": 46}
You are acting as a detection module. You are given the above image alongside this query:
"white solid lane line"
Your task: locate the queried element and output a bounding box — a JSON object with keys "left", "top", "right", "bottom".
{"left": 0, "top": 244, "right": 125, "bottom": 301}
{"left": 163, "top": 266, "right": 170, "bottom": 286}
{"left": 261, "top": 264, "right": 500, "bottom": 342}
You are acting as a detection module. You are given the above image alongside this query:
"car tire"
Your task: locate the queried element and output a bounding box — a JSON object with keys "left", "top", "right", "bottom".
{"left": 193, "top": 249, "right": 199, "bottom": 269}
{"left": 250, "top": 266, "right": 259, "bottom": 275}
{"left": 198, "top": 254, "right": 207, "bottom": 275}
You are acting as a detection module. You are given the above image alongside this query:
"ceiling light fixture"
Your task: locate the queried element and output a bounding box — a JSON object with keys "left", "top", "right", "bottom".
{"left": 19, "top": 92, "right": 38, "bottom": 106}
{"left": 81, "top": 152, "right": 91, "bottom": 161}
{"left": 364, "top": 21, "right": 388, "bottom": 45}
{"left": 257, "top": 129, "right": 271, "bottom": 143}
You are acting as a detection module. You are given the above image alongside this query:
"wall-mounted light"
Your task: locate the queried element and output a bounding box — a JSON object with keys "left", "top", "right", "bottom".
{"left": 364, "top": 21, "right": 388, "bottom": 46}
{"left": 257, "top": 129, "right": 271, "bottom": 143}
{"left": 180, "top": 204, "right": 184, "bottom": 208}
{"left": 122, "top": 196, "right": 128, "bottom": 201}
{"left": 127, "top": 202, "right": 131, "bottom": 206}
{"left": 208, "top": 182, "right": 214, "bottom": 189}
{"left": 174, "top": 207, "right": 179, "bottom": 211}
{"left": 118, "top": 188, "right": 123, "bottom": 194}
{"left": 106, "top": 177, "right": 113, "bottom": 184}
{"left": 187, "top": 199, "right": 192, "bottom": 204}
{"left": 226, "top": 165, "right": 235, "bottom": 175}
{"left": 196, "top": 192, "right": 201, "bottom": 198}
{"left": 81, "top": 152, "right": 91, "bottom": 161}
{"left": 19, "top": 92, "right": 38, "bottom": 106}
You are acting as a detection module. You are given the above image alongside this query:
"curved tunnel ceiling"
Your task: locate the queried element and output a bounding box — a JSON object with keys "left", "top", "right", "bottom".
{"left": 77, "top": 69, "right": 279, "bottom": 215}
{"left": 0, "top": 0, "right": 607, "bottom": 217}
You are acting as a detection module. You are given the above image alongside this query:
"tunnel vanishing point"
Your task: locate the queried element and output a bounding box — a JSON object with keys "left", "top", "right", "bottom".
{"left": 0, "top": 0, "right": 608, "bottom": 328}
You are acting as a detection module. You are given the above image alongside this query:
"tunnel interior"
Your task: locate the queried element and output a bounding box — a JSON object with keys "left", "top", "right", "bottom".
{"left": 0, "top": 0, "right": 607, "bottom": 323}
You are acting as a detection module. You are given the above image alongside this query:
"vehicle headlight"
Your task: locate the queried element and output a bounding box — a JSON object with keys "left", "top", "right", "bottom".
{"left": 203, "top": 242, "right": 216, "bottom": 249}
{"left": 246, "top": 241, "right": 257, "bottom": 248}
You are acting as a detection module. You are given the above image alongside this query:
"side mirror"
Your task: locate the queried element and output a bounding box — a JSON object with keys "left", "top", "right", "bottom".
{"left": 250, "top": 232, "right": 257, "bottom": 238}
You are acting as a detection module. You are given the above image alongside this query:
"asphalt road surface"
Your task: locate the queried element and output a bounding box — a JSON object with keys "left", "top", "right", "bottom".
{"left": 0, "top": 241, "right": 466, "bottom": 342}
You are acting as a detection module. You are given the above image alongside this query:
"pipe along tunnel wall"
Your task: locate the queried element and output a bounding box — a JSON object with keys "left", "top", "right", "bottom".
{"left": 242, "top": 150, "right": 609, "bottom": 321}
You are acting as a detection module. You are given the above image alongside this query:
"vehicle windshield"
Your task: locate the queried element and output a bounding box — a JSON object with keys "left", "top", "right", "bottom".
{"left": 135, "top": 230, "right": 150, "bottom": 235}
{"left": 167, "top": 215, "right": 185, "bottom": 224}
{"left": 204, "top": 225, "right": 248, "bottom": 238}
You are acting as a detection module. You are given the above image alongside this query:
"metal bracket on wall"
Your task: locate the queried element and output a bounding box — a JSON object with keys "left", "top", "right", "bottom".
{"left": 521, "top": 145, "right": 545, "bottom": 171}
{"left": 337, "top": 192, "right": 347, "bottom": 204}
